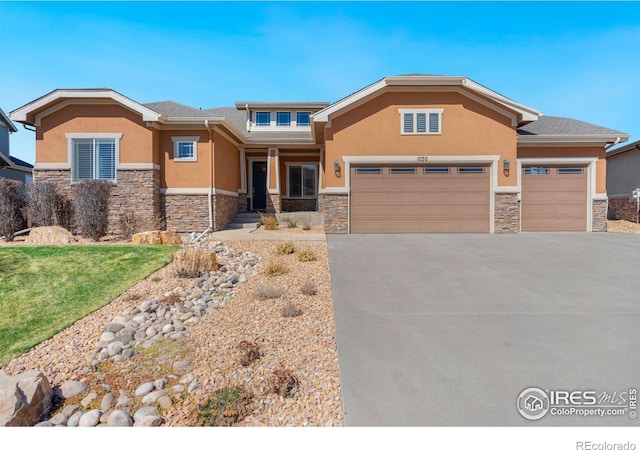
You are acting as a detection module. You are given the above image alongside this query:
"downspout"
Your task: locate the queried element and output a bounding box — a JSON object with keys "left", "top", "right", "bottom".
{"left": 604, "top": 136, "right": 621, "bottom": 151}
{"left": 192, "top": 119, "right": 214, "bottom": 243}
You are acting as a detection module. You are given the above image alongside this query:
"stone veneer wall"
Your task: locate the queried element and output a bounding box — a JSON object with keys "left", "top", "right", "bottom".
{"left": 608, "top": 197, "right": 639, "bottom": 223}
{"left": 33, "top": 169, "right": 160, "bottom": 236}
{"left": 592, "top": 199, "right": 608, "bottom": 232}
{"left": 237, "top": 193, "right": 248, "bottom": 213}
{"left": 266, "top": 193, "right": 281, "bottom": 213}
{"left": 213, "top": 195, "right": 238, "bottom": 231}
{"left": 318, "top": 193, "right": 348, "bottom": 233}
{"left": 494, "top": 193, "right": 520, "bottom": 233}
{"left": 161, "top": 194, "right": 209, "bottom": 233}
{"left": 281, "top": 198, "right": 317, "bottom": 212}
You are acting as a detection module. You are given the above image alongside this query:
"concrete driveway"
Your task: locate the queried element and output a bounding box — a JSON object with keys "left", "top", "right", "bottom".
{"left": 327, "top": 233, "right": 640, "bottom": 426}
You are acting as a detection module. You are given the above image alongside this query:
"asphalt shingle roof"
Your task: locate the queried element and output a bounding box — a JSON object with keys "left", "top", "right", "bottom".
{"left": 9, "top": 155, "right": 33, "bottom": 168}
{"left": 517, "top": 116, "right": 625, "bottom": 136}
{"left": 143, "top": 101, "right": 213, "bottom": 118}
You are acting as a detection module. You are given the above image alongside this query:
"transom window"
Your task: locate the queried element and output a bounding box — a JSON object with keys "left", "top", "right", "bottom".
{"left": 171, "top": 136, "right": 199, "bottom": 161}
{"left": 255, "top": 111, "right": 271, "bottom": 127}
{"left": 72, "top": 138, "right": 116, "bottom": 182}
{"left": 276, "top": 112, "right": 291, "bottom": 127}
{"left": 399, "top": 108, "right": 443, "bottom": 135}
{"left": 296, "top": 111, "right": 311, "bottom": 126}
{"left": 288, "top": 164, "right": 317, "bottom": 198}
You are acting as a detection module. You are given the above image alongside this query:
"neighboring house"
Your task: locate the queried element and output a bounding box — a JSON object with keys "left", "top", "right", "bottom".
{"left": 0, "top": 107, "right": 33, "bottom": 183}
{"left": 9, "top": 75, "right": 629, "bottom": 234}
{"left": 606, "top": 140, "right": 640, "bottom": 222}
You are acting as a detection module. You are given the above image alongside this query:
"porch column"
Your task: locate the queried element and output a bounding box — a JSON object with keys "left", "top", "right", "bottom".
{"left": 266, "top": 147, "right": 281, "bottom": 213}
{"left": 238, "top": 147, "right": 248, "bottom": 213}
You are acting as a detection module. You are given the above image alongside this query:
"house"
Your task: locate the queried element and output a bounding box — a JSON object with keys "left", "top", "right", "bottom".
{"left": 0, "top": 107, "right": 33, "bottom": 183}
{"left": 9, "top": 75, "right": 629, "bottom": 234}
{"left": 606, "top": 140, "right": 640, "bottom": 223}
{"left": 525, "top": 395, "right": 543, "bottom": 412}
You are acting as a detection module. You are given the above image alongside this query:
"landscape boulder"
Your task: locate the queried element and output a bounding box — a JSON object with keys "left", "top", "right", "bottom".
{"left": 25, "top": 226, "right": 75, "bottom": 245}
{"left": 132, "top": 231, "right": 182, "bottom": 245}
{"left": 0, "top": 370, "right": 53, "bottom": 427}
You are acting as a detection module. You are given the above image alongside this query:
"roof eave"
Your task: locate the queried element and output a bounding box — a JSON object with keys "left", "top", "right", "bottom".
{"left": 235, "top": 102, "right": 329, "bottom": 110}
{"left": 518, "top": 134, "right": 630, "bottom": 146}
{"left": 0, "top": 109, "right": 18, "bottom": 132}
{"left": 160, "top": 117, "right": 246, "bottom": 143}
{"left": 606, "top": 140, "right": 640, "bottom": 158}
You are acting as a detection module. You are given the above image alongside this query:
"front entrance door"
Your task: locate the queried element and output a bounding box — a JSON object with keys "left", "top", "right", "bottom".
{"left": 251, "top": 160, "right": 267, "bottom": 211}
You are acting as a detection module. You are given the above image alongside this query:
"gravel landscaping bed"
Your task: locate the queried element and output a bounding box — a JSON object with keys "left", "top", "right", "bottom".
{"left": 607, "top": 219, "right": 640, "bottom": 234}
{"left": 2, "top": 238, "right": 343, "bottom": 427}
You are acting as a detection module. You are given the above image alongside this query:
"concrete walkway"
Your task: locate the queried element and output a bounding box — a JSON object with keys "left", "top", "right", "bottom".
{"left": 207, "top": 227, "right": 326, "bottom": 241}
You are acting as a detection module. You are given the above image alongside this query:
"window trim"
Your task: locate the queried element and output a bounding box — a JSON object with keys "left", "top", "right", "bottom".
{"left": 171, "top": 136, "right": 199, "bottom": 162}
{"left": 254, "top": 111, "right": 271, "bottom": 127}
{"left": 399, "top": 108, "right": 444, "bottom": 135}
{"left": 65, "top": 133, "right": 122, "bottom": 183}
{"left": 276, "top": 111, "right": 291, "bottom": 127}
{"left": 285, "top": 162, "right": 319, "bottom": 199}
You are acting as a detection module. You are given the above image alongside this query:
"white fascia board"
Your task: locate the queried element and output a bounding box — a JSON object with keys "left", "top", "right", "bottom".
{"left": 460, "top": 78, "right": 541, "bottom": 121}
{"left": 11, "top": 90, "right": 160, "bottom": 124}
{"left": 235, "top": 102, "right": 329, "bottom": 110}
{"left": 518, "top": 134, "right": 630, "bottom": 146}
{"left": 161, "top": 117, "right": 246, "bottom": 144}
{"left": 313, "top": 79, "right": 388, "bottom": 123}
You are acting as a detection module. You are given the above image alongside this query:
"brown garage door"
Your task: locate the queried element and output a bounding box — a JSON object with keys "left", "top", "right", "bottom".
{"left": 521, "top": 166, "right": 587, "bottom": 231}
{"left": 350, "top": 165, "right": 490, "bottom": 233}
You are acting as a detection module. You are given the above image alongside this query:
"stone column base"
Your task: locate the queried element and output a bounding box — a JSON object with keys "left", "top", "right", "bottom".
{"left": 266, "top": 193, "right": 281, "bottom": 213}
{"left": 494, "top": 192, "right": 520, "bottom": 233}
{"left": 592, "top": 198, "right": 608, "bottom": 232}
{"left": 318, "top": 193, "right": 348, "bottom": 233}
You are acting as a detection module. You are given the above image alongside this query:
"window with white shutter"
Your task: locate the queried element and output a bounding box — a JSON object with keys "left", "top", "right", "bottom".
{"left": 398, "top": 109, "right": 443, "bottom": 135}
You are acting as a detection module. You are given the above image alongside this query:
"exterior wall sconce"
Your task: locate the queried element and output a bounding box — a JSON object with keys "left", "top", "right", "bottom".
{"left": 334, "top": 160, "right": 341, "bottom": 172}
{"left": 503, "top": 159, "right": 510, "bottom": 175}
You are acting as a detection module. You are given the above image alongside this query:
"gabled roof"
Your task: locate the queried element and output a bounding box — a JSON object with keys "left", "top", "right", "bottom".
{"left": 312, "top": 75, "right": 542, "bottom": 125}
{"left": 234, "top": 102, "right": 329, "bottom": 110}
{"left": 517, "top": 116, "right": 629, "bottom": 145}
{"left": 606, "top": 139, "right": 640, "bottom": 158}
{"left": 143, "top": 100, "right": 213, "bottom": 118}
{"left": 0, "top": 107, "right": 18, "bottom": 132}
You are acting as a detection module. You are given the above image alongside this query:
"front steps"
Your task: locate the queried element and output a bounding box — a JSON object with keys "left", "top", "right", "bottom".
{"left": 225, "top": 212, "right": 262, "bottom": 230}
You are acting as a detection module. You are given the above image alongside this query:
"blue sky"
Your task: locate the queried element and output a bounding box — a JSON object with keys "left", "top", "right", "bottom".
{"left": 2, "top": 1, "right": 640, "bottom": 164}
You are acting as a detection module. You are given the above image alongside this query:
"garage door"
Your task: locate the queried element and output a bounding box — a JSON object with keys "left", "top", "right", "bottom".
{"left": 521, "top": 166, "right": 588, "bottom": 231}
{"left": 350, "top": 165, "right": 490, "bottom": 233}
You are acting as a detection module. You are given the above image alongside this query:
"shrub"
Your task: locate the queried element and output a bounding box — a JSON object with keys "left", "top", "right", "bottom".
{"left": 0, "top": 179, "right": 25, "bottom": 241}
{"left": 172, "top": 248, "right": 215, "bottom": 278}
{"left": 259, "top": 214, "right": 279, "bottom": 230}
{"left": 269, "top": 366, "right": 300, "bottom": 398}
{"left": 26, "top": 182, "right": 68, "bottom": 228}
{"left": 237, "top": 340, "right": 261, "bottom": 367}
{"left": 276, "top": 242, "right": 295, "bottom": 255}
{"left": 282, "top": 216, "right": 298, "bottom": 228}
{"left": 74, "top": 179, "right": 113, "bottom": 240}
{"left": 297, "top": 249, "right": 317, "bottom": 262}
{"left": 120, "top": 210, "right": 139, "bottom": 239}
{"left": 300, "top": 217, "right": 312, "bottom": 231}
{"left": 196, "top": 386, "right": 253, "bottom": 427}
{"left": 264, "top": 260, "right": 288, "bottom": 277}
{"left": 300, "top": 281, "right": 317, "bottom": 296}
{"left": 281, "top": 301, "right": 303, "bottom": 318}
{"left": 255, "top": 283, "right": 283, "bottom": 300}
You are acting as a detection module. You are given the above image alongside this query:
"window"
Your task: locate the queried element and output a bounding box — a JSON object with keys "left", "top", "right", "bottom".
{"left": 458, "top": 167, "right": 485, "bottom": 174}
{"left": 355, "top": 167, "right": 382, "bottom": 175}
{"left": 390, "top": 167, "right": 416, "bottom": 174}
{"left": 424, "top": 167, "right": 450, "bottom": 174}
{"left": 276, "top": 112, "right": 291, "bottom": 127}
{"left": 524, "top": 167, "right": 550, "bottom": 175}
{"left": 171, "top": 136, "right": 199, "bottom": 161}
{"left": 288, "top": 164, "right": 317, "bottom": 198}
{"left": 255, "top": 111, "right": 271, "bottom": 127}
{"left": 296, "top": 111, "right": 311, "bottom": 127}
{"left": 399, "top": 109, "right": 443, "bottom": 135}
{"left": 558, "top": 167, "right": 584, "bottom": 174}
{"left": 72, "top": 138, "right": 116, "bottom": 182}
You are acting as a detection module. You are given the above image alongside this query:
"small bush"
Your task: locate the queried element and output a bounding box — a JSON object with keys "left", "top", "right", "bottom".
{"left": 281, "top": 301, "right": 303, "bottom": 318}
{"left": 300, "top": 281, "right": 317, "bottom": 296}
{"left": 255, "top": 283, "right": 283, "bottom": 300}
{"left": 264, "top": 260, "right": 289, "bottom": 277}
{"left": 172, "top": 249, "right": 215, "bottom": 278}
{"left": 74, "top": 179, "right": 113, "bottom": 241}
{"left": 297, "top": 249, "right": 317, "bottom": 262}
{"left": 269, "top": 366, "right": 300, "bottom": 398}
{"left": 237, "top": 340, "right": 261, "bottom": 367}
{"left": 260, "top": 214, "right": 279, "bottom": 230}
{"left": 276, "top": 242, "right": 295, "bottom": 255}
{"left": 300, "top": 217, "right": 312, "bottom": 231}
{"left": 120, "top": 210, "right": 139, "bottom": 239}
{"left": 0, "top": 179, "right": 25, "bottom": 241}
{"left": 26, "top": 182, "right": 68, "bottom": 228}
{"left": 282, "top": 216, "right": 298, "bottom": 228}
{"left": 196, "top": 386, "right": 253, "bottom": 427}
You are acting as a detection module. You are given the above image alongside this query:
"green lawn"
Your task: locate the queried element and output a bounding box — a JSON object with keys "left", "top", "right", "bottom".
{"left": 0, "top": 245, "right": 178, "bottom": 366}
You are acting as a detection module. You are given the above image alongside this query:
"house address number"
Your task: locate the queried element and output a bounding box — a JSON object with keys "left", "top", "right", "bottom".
{"left": 417, "top": 156, "right": 429, "bottom": 162}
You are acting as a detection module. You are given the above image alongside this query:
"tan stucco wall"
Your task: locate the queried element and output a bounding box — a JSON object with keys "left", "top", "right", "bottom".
{"left": 36, "top": 103, "right": 153, "bottom": 164}
{"left": 213, "top": 131, "right": 240, "bottom": 192}
{"left": 160, "top": 130, "right": 211, "bottom": 189}
{"left": 517, "top": 146, "right": 607, "bottom": 194}
{"left": 323, "top": 91, "right": 518, "bottom": 188}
